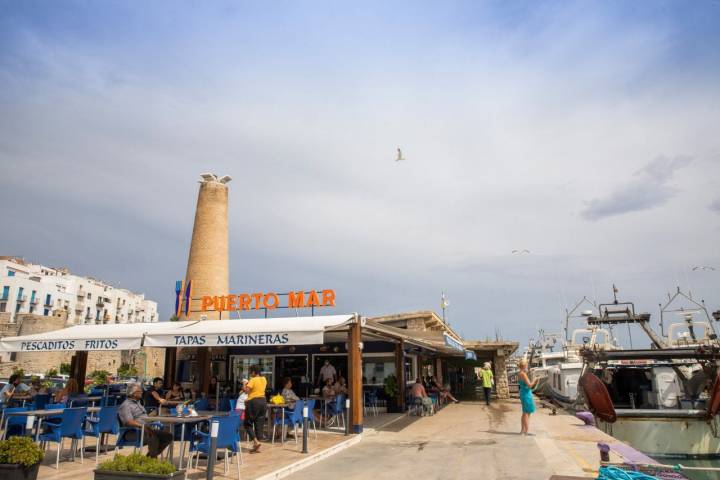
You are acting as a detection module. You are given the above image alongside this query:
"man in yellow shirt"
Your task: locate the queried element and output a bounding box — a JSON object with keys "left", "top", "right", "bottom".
{"left": 480, "top": 362, "right": 494, "bottom": 406}
{"left": 243, "top": 365, "right": 267, "bottom": 452}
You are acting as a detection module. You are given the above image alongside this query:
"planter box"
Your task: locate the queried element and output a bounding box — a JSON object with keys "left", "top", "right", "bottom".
{"left": 94, "top": 470, "right": 185, "bottom": 480}
{"left": 0, "top": 463, "right": 40, "bottom": 480}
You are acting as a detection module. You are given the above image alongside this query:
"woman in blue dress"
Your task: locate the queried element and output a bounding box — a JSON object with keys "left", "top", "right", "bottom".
{"left": 517, "top": 359, "right": 539, "bottom": 435}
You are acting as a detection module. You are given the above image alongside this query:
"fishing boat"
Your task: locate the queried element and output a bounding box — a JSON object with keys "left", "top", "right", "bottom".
{"left": 543, "top": 297, "right": 619, "bottom": 408}
{"left": 579, "top": 288, "right": 720, "bottom": 458}
{"left": 525, "top": 330, "right": 564, "bottom": 394}
{"left": 545, "top": 326, "right": 616, "bottom": 408}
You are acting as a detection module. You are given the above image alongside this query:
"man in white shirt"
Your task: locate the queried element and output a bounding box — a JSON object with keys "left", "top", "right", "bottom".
{"left": 0, "top": 374, "right": 30, "bottom": 404}
{"left": 318, "top": 360, "right": 336, "bottom": 385}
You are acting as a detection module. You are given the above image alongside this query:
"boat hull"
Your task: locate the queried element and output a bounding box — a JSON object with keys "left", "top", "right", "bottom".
{"left": 597, "top": 410, "right": 720, "bottom": 458}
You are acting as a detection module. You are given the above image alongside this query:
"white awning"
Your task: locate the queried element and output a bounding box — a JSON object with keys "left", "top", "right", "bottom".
{"left": 143, "top": 315, "right": 356, "bottom": 348}
{"left": 0, "top": 321, "right": 198, "bottom": 352}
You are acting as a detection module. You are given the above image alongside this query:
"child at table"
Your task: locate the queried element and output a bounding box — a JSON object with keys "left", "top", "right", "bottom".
{"left": 235, "top": 379, "right": 248, "bottom": 419}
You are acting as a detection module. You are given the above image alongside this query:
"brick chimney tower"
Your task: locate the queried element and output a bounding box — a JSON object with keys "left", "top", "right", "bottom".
{"left": 179, "top": 173, "right": 231, "bottom": 320}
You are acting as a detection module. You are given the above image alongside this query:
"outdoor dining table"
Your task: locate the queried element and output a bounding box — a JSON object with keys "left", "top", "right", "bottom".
{"left": 69, "top": 396, "right": 103, "bottom": 407}
{"left": 138, "top": 412, "right": 226, "bottom": 470}
{"left": 266, "top": 403, "right": 289, "bottom": 443}
{"left": 1, "top": 406, "right": 101, "bottom": 441}
{"left": 308, "top": 396, "right": 329, "bottom": 428}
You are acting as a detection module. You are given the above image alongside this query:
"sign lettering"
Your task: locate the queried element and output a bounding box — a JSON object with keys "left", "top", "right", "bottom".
{"left": 199, "top": 290, "right": 335, "bottom": 313}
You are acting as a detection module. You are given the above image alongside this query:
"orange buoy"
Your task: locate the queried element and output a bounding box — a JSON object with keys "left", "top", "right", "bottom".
{"left": 579, "top": 372, "right": 617, "bottom": 423}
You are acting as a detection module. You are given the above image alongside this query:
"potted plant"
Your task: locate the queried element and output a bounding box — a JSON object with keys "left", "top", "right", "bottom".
{"left": 95, "top": 453, "right": 185, "bottom": 479}
{"left": 0, "top": 436, "right": 44, "bottom": 480}
{"left": 384, "top": 374, "right": 401, "bottom": 413}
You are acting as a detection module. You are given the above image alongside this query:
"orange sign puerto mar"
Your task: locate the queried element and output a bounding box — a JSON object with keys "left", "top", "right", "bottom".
{"left": 200, "top": 290, "right": 335, "bottom": 312}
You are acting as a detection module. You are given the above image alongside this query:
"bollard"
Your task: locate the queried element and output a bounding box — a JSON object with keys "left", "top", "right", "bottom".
{"left": 25, "top": 415, "right": 35, "bottom": 431}
{"left": 344, "top": 398, "right": 350, "bottom": 436}
{"left": 597, "top": 442, "right": 610, "bottom": 463}
{"left": 302, "top": 405, "right": 309, "bottom": 454}
{"left": 207, "top": 420, "right": 219, "bottom": 480}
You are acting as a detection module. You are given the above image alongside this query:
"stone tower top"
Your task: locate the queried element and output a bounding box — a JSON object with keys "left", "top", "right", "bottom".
{"left": 180, "top": 173, "right": 231, "bottom": 320}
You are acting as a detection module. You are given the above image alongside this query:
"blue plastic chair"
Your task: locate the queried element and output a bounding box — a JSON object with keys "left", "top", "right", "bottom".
{"left": 68, "top": 394, "right": 89, "bottom": 408}
{"left": 3, "top": 407, "right": 29, "bottom": 439}
{"left": 305, "top": 399, "right": 318, "bottom": 438}
{"left": 194, "top": 398, "right": 210, "bottom": 411}
{"left": 32, "top": 394, "right": 51, "bottom": 411}
{"left": 84, "top": 406, "right": 119, "bottom": 464}
{"left": 39, "top": 406, "right": 87, "bottom": 469}
{"left": 327, "top": 395, "right": 346, "bottom": 429}
{"left": 272, "top": 400, "right": 304, "bottom": 445}
{"left": 115, "top": 414, "right": 163, "bottom": 455}
{"left": 43, "top": 403, "right": 65, "bottom": 430}
{"left": 190, "top": 415, "right": 241, "bottom": 479}
{"left": 364, "top": 390, "right": 379, "bottom": 416}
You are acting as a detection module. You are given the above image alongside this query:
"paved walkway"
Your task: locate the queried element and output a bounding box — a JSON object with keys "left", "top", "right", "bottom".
{"left": 287, "top": 399, "right": 622, "bottom": 480}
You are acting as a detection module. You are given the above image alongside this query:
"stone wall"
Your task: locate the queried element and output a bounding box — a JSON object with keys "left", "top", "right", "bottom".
{"left": 494, "top": 354, "right": 509, "bottom": 399}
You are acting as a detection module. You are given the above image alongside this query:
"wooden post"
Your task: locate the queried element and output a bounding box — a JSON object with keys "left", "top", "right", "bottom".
{"left": 435, "top": 357, "right": 443, "bottom": 386}
{"left": 71, "top": 351, "right": 88, "bottom": 387}
{"left": 348, "top": 316, "right": 363, "bottom": 433}
{"left": 197, "top": 348, "right": 211, "bottom": 395}
{"left": 395, "top": 341, "right": 405, "bottom": 412}
{"left": 164, "top": 347, "right": 177, "bottom": 386}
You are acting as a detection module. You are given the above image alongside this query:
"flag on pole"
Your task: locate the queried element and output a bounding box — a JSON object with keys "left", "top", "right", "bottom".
{"left": 441, "top": 292, "right": 449, "bottom": 310}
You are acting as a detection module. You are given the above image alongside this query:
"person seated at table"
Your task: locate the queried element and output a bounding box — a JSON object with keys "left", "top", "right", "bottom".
{"left": 53, "top": 378, "right": 79, "bottom": 404}
{"left": 235, "top": 379, "right": 248, "bottom": 417}
{"left": 334, "top": 376, "right": 348, "bottom": 396}
{"left": 119, "top": 383, "right": 173, "bottom": 458}
{"left": 143, "top": 377, "right": 167, "bottom": 413}
{"left": 182, "top": 388, "right": 194, "bottom": 402}
{"left": 410, "top": 378, "right": 433, "bottom": 415}
{"left": 0, "top": 374, "right": 30, "bottom": 405}
{"left": 322, "top": 377, "right": 336, "bottom": 403}
{"left": 165, "top": 382, "right": 183, "bottom": 402}
{"left": 29, "top": 377, "right": 48, "bottom": 397}
{"left": 281, "top": 377, "right": 300, "bottom": 409}
{"left": 429, "top": 376, "right": 459, "bottom": 404}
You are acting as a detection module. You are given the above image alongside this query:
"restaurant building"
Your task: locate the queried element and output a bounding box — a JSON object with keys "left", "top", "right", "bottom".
{"left": 0, "top": 173, "right": 516, "bottom": 433}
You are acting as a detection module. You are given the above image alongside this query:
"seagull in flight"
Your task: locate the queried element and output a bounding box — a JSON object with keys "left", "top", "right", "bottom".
{"left": 692, "top": 266, "right": 716, "bottom": 271}
{"left": 396, "top": 148, "right": 405, "bottom": 161}
{"left": 512, "top": 249, "right": 531, "bottom": 255}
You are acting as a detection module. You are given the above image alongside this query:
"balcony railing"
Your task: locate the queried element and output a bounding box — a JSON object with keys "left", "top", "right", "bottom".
{"left": 17, "top": 295, "right": 27, "bottom": 303}
{"left": 29, "top": 298, "right": 39, "bottom": 305}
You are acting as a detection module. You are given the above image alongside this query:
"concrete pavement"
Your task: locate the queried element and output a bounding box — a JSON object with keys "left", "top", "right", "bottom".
{"left": 286, "top": 399, "right": 621, "bottom": 480}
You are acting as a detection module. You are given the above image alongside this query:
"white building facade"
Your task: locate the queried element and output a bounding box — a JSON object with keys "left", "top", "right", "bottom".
{"left": 0, "top": 256, "right": 158, "bottom": 325}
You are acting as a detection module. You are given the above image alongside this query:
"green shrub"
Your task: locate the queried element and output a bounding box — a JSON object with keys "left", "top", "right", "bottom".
{"left": 117, "top": 363, "right": 138, "bottom": 378}
{"left": 60, "top": 363, "right": 71, "bottom": 375}
{"left": 45, "top": 367, "right": 58, "bottom": 378}
{"left": 99, "top": 453, "right": 176, "bottom": 475}
{"left": 89, "top": 370, "right": 111, "bottom": 385}
{"left": 0, "top": 436, "right": 44, "bottom": 467}
{"left": 384, "top": 374, "right": 398, "bottom": 398}
{"left": 11, "top": 368, "right": 24, "bottom": 378}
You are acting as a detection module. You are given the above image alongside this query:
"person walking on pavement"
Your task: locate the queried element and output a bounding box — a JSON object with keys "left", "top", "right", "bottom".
{"left": 480, "top": 362, "right": 494, "bottom": 405}
{"left": 243, "top": 365, "right": 267, "bottom": 453}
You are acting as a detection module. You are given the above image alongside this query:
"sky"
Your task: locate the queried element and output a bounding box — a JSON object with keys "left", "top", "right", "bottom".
{"left": 1, "top": 0, "right": 719, "bottom": 346}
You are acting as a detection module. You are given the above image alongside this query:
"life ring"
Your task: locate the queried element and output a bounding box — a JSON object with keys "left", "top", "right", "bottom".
{"left": 579, "top": 372, "right": 617, "bottom": 423}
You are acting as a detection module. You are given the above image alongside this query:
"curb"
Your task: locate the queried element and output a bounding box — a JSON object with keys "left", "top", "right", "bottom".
{"left": 254, "top": 434, "right": 363, "bottom": 480}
